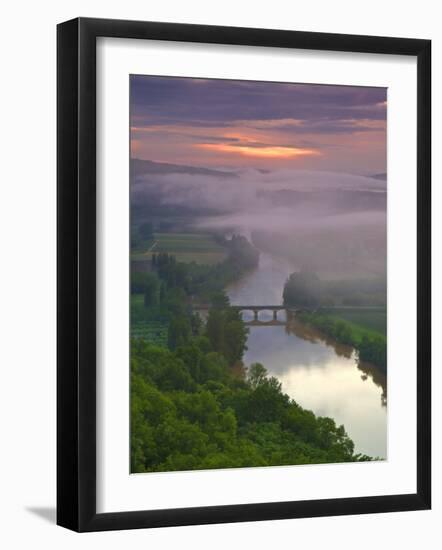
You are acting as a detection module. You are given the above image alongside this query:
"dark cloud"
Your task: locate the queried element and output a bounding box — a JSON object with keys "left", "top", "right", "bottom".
{"left": 130, "top": 75, "right": 386, "bottom": 128}
{"left": 268, "top": 119, "right": 383, "bottom": 134}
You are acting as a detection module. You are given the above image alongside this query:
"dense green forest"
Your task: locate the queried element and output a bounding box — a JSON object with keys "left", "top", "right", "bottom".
{"left": 131, "top": 343, "right": 369, "bottom": 472}
{"left": 131, "top": 235, "right": 370, "bottom": 472}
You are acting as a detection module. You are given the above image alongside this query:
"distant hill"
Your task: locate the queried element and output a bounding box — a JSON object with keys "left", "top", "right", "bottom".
{"left": 257, "top": 188, "right": 386, "bottom": 213}
{"left": 131, "top": 158, "right": 238, "bottom": 179}
{"left": 369, "top": 173, "right": 387, "bottom": 181}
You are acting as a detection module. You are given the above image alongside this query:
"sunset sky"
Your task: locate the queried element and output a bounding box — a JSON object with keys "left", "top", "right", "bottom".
{"left": 130, "top": 76, "right": 386, "bottom": 175}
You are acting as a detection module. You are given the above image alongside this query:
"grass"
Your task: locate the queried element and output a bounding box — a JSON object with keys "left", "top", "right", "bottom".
{"left": 132, "top": 232, "right": 226, "bottom": 265}
{"left": 320, "top": 307, "right": 386, "bottom": 337}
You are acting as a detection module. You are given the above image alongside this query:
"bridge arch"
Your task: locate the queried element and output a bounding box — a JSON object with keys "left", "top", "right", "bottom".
{"left": 238, "top": 308, "right": 258, "bottom": 322}
{"left": 234, "top": 305, "right": 289, "bottom": 325}
{"left": 193, "top": 304, "right": 297, "bottom": 326}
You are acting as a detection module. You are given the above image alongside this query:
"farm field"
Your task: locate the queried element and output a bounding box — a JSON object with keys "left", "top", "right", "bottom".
{"left": 130, "top": 294, "right": 168, "bottom": 346}
{"left": 131, "top": 321, "right": 168, "bottom": 345}
{"left": 321, "top": 307, "right": 387, "bottom": 337}
{"left": 131, "top": 232, "right": 226, "bottom": 265}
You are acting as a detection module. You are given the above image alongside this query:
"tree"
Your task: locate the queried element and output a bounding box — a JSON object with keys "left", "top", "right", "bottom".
{"left": 131, "top": 271, "right": 151, "bottom": 294}
{"left": 283, "top": 271, "right": 322, "bottom": 307}
{"left": 130, "top": 340, "right": 364, "bottom": 474}
{"left": 202, "top": 352, "right": 229, "bottom": 383}
{"left": 159, "top": 281, "right": 166, "bottom": 304}
{"left": 157, "top": 358, "right": 195, "bottom": 392}
{"left": 209, "top": 290, "right": 229, "bottom": 308}
{"left": 205, "top": 304, "right": 248, "bottom": 366}
{"left": 206, "top": 309, "right": 225, "bottom": 354}
{"left": 247, "top": 363, "right": 268, "bottom": 389}
{"left": 143, "top": 273, "right": 160, "bottom": 307}
{"left": 223, "top": 319, "right": 248, "bottom": 365}
{"left": 176, "top": 343, "right": 203, "bottom": 383}
{"left": 190, "top": 312, "right": 203, "bottom": 336}
{"left": 167, "top": 315, "right": 191, "bottom": 351}
{"left": 228, "top": 234, "right": 259, "bottom": 270}
{"left": 358, "top": 334, "right": 386, "bottom": 371}
{"left": 243, "top": 376, "right": 288, "bottom": 423}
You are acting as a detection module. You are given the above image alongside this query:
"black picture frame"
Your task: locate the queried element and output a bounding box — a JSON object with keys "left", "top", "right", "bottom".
{"left": 57, "top": 17, "right": 431, "bottom": 532}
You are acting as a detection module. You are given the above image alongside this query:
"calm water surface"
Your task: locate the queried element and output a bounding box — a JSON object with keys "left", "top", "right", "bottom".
{"left": 227, "top": 252, "right": 387, "bottom": 459}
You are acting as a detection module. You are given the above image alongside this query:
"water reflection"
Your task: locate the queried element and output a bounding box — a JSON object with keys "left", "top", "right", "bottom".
{"left": 287, "top": 317, "right": 354, "bottom": 360}
{"left": 357, "top": 361, "right": 387, "bottom": 408}
{"left": 288, "top": 317, "right": 387, "bottom": 406}
{"left": 243, "top": 324, "right": 387, "bottom": 458}
{"left": 228, "top": 251, "right": 387, "bottom": 459}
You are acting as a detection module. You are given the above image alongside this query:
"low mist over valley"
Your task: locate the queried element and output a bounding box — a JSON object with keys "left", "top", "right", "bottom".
{"left": 132, "top": 158, "right": 386, "bottom": 280}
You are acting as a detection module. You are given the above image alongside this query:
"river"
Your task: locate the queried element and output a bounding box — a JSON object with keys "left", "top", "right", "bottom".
{"left": 227, "top": 251, "right": 387, "bottom": 459}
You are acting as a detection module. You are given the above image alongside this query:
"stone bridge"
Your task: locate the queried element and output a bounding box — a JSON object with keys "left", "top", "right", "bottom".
{"left": 193, "top": 305, "right": 298, "bottom": 326}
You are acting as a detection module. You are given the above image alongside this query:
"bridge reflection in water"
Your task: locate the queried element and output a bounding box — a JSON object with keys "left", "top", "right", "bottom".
{"left": 193, "top": 305, "right": 298, "bottom": 326}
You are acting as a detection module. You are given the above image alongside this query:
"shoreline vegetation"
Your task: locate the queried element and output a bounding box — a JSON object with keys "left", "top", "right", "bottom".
{"left": 297, "top": 312, "right": 386, "bottom": 373}
{"left": 282, "top": 271, "right": 386, "bottom": 372}
{"left": 131, "top": 234, "right": 373, "bottom": 473}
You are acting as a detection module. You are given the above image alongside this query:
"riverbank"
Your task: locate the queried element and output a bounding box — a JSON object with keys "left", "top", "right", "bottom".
{"left": 227, "top": 250, "right": 387, "bottom": 458}
{"left": 297, "top": 311, "right": 387, "bottom": 372}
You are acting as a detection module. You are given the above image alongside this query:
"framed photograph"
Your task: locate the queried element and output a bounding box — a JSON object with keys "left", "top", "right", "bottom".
{"left": 57, "top": 17, "right": 431, "bottom": 532}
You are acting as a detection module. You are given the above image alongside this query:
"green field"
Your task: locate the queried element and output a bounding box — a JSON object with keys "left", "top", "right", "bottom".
{"left": 321, "top": 308, "right": 386, "bottom": 337}
{"left": 130, "top": 294, "right": 168, "bottom": 345}
{"left": 131, "top": 232, "right": 226, "bottom": 265}
{"left": 131, "top": 321, "right": 168, "bottom": 345}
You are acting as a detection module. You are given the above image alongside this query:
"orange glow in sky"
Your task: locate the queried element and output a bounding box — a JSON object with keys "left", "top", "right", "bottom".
{"left": 130, "top": 76, "right": 387, "bottom": 172}
{"left": 197, "top": 143, "right": 320, "bottom": 159}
